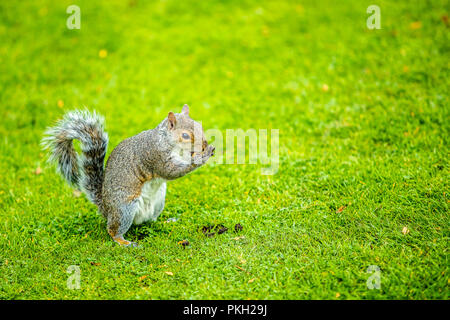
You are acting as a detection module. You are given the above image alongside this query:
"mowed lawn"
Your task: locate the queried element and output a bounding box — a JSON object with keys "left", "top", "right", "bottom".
{"left": 0, "top": 0, "right": 448, "bottom": 299}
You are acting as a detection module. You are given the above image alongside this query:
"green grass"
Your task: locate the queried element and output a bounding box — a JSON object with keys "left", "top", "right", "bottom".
{"left": 0, "top": 0, "right": 448, "bottom": 299}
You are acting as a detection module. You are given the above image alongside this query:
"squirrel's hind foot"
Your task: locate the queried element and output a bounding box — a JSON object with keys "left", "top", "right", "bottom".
{"left": 112, "top": 235, "right": 139, "bottom": 248}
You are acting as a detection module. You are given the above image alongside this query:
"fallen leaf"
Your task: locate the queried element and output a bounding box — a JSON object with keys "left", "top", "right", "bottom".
{"left": 233, "top": 236, "right": 245, "bottom": 241}
{"left": 235, "top": 265, "right": 251, "bottom": 274}
{"left": 138, "top": 275, "right": 147, "bottom": 281}
{"left": 82, "top": 231, "right": 92, "bottom": 239}
{"left": 322, "top": 84, "right": 329, "bottom": 92}
{"left": 248, "top": 278, "right": 256, "bottom": 283}
{"left": 238, "top": 254, "right": 247, "bottom": 264}
{"left": 336, "top": 292, "right": 341, "bottom": 298}
{"left": 402, "top": 226, "right": 410, "bottom": 235}
{"left": 34, "top": 167, "right": 42, "bottom": 175}
{"left": 164, "top": 271, "right": 174, "bottom": 276}
{"left": 73, "top": 190, "right": 82, "bottom": 198}
{"left": 442, "top": 15, "right": 449, "bottom": 27}
{"left": 410, "top": 21, "right": 422, "bottom": 30}
{"left": 99, "top": 49, "right": 108, "bottom": 58}
{"left": 336, "top": 205, "right": 346, "bottom": 213}
{"left": 90, "top": 262, "right": 101, "bottom": 266}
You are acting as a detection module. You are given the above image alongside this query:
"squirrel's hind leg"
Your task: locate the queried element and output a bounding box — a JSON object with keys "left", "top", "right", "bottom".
{"left": 106, "top": 202, "right": 138, "bottom": 247}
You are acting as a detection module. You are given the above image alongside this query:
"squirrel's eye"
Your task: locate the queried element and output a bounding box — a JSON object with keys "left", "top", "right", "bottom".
{"left": 182, "top": 133, "right": 190, "bottom": 140}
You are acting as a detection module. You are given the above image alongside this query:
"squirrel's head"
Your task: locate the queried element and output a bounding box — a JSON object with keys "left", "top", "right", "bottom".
{"left": 163, "top": 104, "right": 214, "bottom": 165}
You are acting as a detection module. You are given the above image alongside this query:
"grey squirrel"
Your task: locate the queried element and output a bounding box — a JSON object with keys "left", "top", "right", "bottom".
{"left": 42, "top": 104, "right": 215, "bottom": 246}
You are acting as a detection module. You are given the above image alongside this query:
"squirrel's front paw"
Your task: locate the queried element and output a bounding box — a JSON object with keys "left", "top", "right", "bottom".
{"left": 192, "top": 145, "right": 214, "bottom": 166}
{"left": 202, "top": 144, "right": 215, "bottom": 159}
{"left": 206, "top": 144, "right": 215, "bottom": 157}
{"left": 199, "top": 145, "right": 215, "bottom": 164}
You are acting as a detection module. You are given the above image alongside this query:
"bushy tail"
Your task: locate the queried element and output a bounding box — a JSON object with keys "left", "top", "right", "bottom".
{"left": 41, "top": 109, "right": 109, "bottom": 207}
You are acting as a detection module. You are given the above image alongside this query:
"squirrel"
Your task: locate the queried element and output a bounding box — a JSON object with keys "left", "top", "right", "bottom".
{"left": 41, "top": 104, "right": 215, "bottom": 247}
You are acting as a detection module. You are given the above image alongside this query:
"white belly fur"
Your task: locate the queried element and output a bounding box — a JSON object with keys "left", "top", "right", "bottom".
{"left": 133, "top": 178, "right": 167, "bottom": 225}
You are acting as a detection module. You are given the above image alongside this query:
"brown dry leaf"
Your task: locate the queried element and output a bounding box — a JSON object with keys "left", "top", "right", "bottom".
{"left": 73, "top": 190, "right": 82, "bottom": 198}
{"left": 442, "top": 15, "right": 449, "bottom": 27}
{"left": 336, "top": 205, "right": 346, "bottom": 213}
{"left": 90, "top": 262, "right": 101, "bottom": 266}
{"left": 138, "top": 275, "right": 148, "bottom": 282}
{"left": 402, "top": 226, "right": 410, "bottom": 235}
{"left": 248, "top": 278, "right": 256, "bottom": 283}
{"left": 233, "top": 236, "right": 245, "bottom": 241}
{"left": 410, "top": 21, "right": 422, "bottom": 30}
{"left": 164, "top": 271, "right": 174, "bottom": 276}
{"left": 235, "top": 265, "right": 251, "bottom": 274}
{"left": 34, "top": 167, "right": 42, "bottom": 175}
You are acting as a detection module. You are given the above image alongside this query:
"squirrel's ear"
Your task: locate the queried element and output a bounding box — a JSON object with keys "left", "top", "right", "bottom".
{"left": 168, "top": 112, "right": 177, "bottom": 130}
{"left": 181, "top": 104, "right": 189, "bottom": 116}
